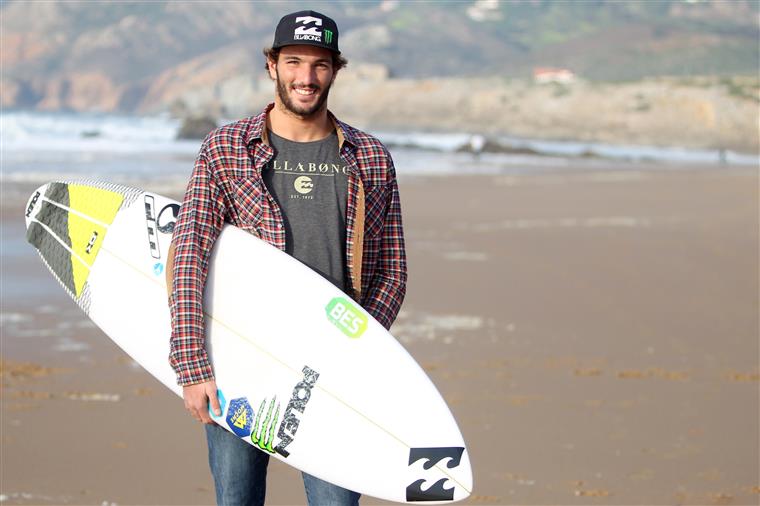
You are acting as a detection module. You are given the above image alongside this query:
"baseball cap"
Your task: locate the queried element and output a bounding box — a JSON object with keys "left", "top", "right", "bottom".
{"left": 272, "top": 10, "right": 340, "bottom": 54}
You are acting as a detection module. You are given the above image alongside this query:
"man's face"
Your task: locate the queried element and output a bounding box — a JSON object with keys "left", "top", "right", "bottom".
{"left": 269, "top": 45, "right": 336, "bottom": 118}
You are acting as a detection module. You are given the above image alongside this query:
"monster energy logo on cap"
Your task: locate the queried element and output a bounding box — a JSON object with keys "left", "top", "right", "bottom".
{"left": 324, "top": 29, "right": 333, "bottom": 44}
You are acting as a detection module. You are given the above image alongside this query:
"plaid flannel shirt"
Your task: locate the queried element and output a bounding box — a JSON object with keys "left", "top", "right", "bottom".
{"left": 168, "top": 104, "right": 407, "bottom": 386}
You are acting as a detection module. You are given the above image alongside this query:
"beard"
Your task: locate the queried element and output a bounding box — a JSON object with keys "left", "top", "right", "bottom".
{"left": 275, "top": 68, "right": 332, "bottom": 118}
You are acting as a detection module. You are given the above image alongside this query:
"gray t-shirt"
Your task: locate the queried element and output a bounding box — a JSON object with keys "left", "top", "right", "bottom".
{"left": 263, "top": 130, "right": 349, "bottom": 290}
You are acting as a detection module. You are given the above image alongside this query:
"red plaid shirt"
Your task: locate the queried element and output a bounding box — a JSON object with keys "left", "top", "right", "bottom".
{"left": 169, "top": 104, "right": 407, "bottom": 386}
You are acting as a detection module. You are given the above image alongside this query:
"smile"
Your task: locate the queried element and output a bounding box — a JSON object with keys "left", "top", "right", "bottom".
{"left": 293, "top": 87, "right": 317, "bottom": 96}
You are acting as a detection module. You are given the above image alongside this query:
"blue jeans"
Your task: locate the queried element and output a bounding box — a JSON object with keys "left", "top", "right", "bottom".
{"left": 205, "top": 423, "right": 360, "bottom": 505}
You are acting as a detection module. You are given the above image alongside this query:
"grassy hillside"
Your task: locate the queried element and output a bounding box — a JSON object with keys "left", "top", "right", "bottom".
{"left": 371, "top": 0, "right": 759, "bottom": 79}
{"left": 1, "top": 0, "right": 757, "bottom": 113}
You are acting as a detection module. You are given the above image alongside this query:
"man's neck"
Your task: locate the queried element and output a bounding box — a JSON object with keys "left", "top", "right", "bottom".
{"left": 267, "top": 102, "right": 333, "bottom": 142}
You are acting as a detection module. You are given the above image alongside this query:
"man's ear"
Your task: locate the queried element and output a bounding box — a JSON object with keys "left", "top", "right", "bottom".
{"left": 267, "top": 58, "right": 277, "bottom": 80}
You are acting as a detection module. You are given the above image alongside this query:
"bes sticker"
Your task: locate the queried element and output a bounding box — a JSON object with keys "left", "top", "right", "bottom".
{"left": 226, "top": 397, "right": 253, "bottom": 437}
{"left": 325, "top": 297, "right": 367, "bottom": 338}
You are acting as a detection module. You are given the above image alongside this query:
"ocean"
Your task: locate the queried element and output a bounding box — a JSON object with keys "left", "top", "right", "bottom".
{"left": 2, "top": 111, "right": 757, "bottom": 189}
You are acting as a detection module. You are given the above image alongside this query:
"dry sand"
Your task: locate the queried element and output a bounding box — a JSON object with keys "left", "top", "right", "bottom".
{"left": 1, "top": 166, "right": 758, "bottom": 505}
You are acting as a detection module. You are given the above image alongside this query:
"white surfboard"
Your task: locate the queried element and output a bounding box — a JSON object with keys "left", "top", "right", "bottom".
{"left": 24, "top": 180, "right": 472, "bottom": 504}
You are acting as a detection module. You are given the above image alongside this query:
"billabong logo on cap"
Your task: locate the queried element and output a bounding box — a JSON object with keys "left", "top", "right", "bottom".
{"left": 294, "top": 15, "right": 323, "bottom": 42}
{"left": 273, "top": 10, "right": 340, "bottom": 53}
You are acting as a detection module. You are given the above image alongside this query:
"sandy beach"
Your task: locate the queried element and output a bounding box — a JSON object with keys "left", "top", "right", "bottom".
{"left": 1, "top": 165, "right": 758, "bottom": 505}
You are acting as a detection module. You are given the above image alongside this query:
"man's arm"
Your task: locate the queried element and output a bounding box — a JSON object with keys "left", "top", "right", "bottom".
{"left": 166, "top": 241, "right": 221, "bottom": 424}
{"left": 168, "top": 143, "right": 228, "bottom": 424}
{"left": 360, "top": 156, "right": 407, "bottom": 330}
{"left": 168, "top": 143, "right": 226, "bottom": 385}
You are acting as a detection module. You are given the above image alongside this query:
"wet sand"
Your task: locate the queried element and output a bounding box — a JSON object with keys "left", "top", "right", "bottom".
{"left": 1, "top": 166, "right": 758, "bottom": 505}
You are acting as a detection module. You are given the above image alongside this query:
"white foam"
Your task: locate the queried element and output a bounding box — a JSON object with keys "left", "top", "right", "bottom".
{"left": 374, "top": 129, "right": 759, "bottom": 166}
{"left": 392, "top": 312, "right": 487, "bottom": 344}
{"left": 1, "top": 111, "right": 194, "bottom": 153}
{"left": 495, "top": 171, "right": 650, "bottom": 186}
{"left": 442, "top": 251, "right": 488, "bottom": 262}
{"left": 12, "top": 328, "right": 59, "bottom": 338}
{"left": 53, "top": 337, "right": 91, "bottom": 352}
{"left": 374, "top": 131, "right": 472, "bottom": 152}
{"left": 66, "top": 392, "right": 121, "bottom": 402}
{"left": 0, "top": 312, "right": 32, "bottom": 325}
{"left": 434, "top": 315, "right": 484, "bottom": 331}
{"left": 470, "top": 216, "right": 666, "bottom": 232}
{"left": 36, "top": 305, "right": 60, "bottom": 314}
{"left": 0, "top": 492, "right": 67, "bottom": 503}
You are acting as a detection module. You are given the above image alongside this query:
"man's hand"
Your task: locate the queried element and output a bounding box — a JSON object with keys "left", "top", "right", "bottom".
{"left": 183, "top": 380, "right": 222, "bottom": 425}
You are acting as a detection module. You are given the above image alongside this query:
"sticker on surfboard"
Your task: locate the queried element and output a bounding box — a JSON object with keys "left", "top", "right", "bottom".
{"left": 26, "top": 182, "right": 123, "bottom": 300}
{"left": 325, "top": 297, "right": 367, "bottom": 338}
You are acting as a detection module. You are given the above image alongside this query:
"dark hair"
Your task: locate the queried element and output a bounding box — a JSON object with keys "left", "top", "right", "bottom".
{"left": 263, "top": 47, "right": 348, "bottom": 73}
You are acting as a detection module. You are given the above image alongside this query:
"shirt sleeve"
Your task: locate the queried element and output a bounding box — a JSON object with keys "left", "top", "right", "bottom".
{"left": 361, "top": 153, "right": 408, "bottom": 330}
{"left": 168, "top": 141, "right": 226, "bottom": 386}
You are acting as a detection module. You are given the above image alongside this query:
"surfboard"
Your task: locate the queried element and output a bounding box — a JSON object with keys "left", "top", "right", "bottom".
{"left": 24, "top": 180, "right": 472, "bottom": 504}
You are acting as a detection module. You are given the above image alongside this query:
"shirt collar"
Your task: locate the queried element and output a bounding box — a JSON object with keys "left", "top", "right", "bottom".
{"left": 327, "top": 110, "right": 358, "bottom": 151}
{"left": 244, "top": 103, "right": 274, "bottom": 146}
{"left": 245, "top": 103, "right": 357, "bottom": 151}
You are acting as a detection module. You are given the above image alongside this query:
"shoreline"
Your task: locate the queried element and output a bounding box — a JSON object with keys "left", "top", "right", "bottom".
{"left": 4, "top": 109, "right": 759, "bottom": 167}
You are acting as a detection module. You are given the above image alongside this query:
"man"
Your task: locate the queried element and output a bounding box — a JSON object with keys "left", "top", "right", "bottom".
{"left": 167, "top": 10, "right": 407, "bottom": 506}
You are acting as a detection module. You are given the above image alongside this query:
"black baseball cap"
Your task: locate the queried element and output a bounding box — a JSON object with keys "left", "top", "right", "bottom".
{"left": 272, "top": 10, "right": 340, "bottom": 54}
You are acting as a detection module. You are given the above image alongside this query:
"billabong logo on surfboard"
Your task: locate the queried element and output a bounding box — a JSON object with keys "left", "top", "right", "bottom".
{"left": 406, "top": 447, "right": 465, "bottom": 502}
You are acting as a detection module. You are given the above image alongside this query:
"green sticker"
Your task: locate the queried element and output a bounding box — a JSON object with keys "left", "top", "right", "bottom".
{"left": 251, "top": 397, "right": 279, "bottom": 454}
{"left": 325, "top": 297, "right": 368, "bottom": 338}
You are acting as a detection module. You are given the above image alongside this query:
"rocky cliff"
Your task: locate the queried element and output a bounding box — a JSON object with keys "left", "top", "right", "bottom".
{"left": 329, "top": 75, "right": 759, "bottom": 152}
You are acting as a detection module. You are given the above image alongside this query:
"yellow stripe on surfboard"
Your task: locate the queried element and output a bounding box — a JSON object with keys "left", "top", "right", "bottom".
{"left": 66, "top": 184, "right": 124, "bottom": 296}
